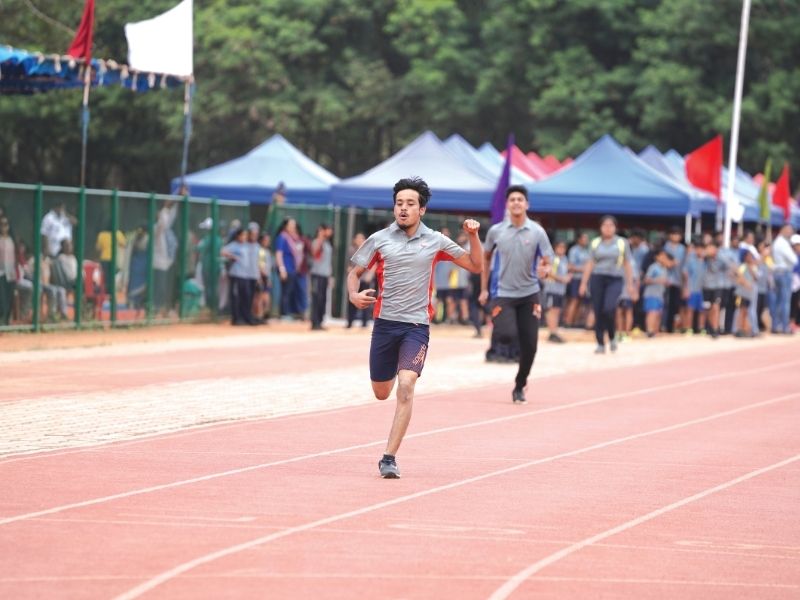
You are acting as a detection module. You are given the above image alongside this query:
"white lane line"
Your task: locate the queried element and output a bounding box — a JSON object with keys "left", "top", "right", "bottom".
{"left": 111, "top": 392, "right": 800, "bottom": 600}
{"left": 1, "top": 360, "right": 796, "bottom": 527}
{"left": 4, "top": 575, "right": 797, "bottom": 588}
{"left": 488, "top": 452, "right": 800, "bottom": 600}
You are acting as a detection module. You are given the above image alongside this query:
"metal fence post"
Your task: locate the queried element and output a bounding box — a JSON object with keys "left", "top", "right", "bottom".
{"left": 146, "top": 193, "right": 156, "bottom": 322}
{"left": 209, "top": 198, "right": 219, "bottom": 318}
{"left": 178, "top": 193, "right": 190, "bottom": 319}
{"left": 74, "top": 187, "right": 86, "bottom": 328}
{"left": 110, "top": 189, "right": 119, "bottom": 325}
{"left": 32, "top": 184, "right": 43, "bottom": 332}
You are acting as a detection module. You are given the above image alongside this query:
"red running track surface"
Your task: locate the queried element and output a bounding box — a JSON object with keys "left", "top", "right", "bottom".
{"left": 1, "top": 343, "right": 799, "bottom": 599}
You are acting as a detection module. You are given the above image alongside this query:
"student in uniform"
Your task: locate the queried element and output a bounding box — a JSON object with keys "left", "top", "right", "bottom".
{"left": 702, "top": 240, "right": 725, "bottom": 338}
{"left": 682, "top": 237, "right": 706, "bottom": 335}
{"left": 616, "top": 252, "right": 638, "bottom": 342}
{"left": 643, "top": 248, "right": 671, "bottom": 338}
{"left": 734, "top": 247, "right": 759, "bottom": 337}
{"left": 578, "top": 215, "right": 637, "bottom": 354}
{"left": 544, "top": 240, "right": 570, "bottom": 343}
{"left": 565, "top": 232, "right": 590, "bottom": 327}
{"left": 348, "top": 177, "right": 483, "bottom": 478}
{"left": 479, "top": 185, "right": 554, "bottom": 403}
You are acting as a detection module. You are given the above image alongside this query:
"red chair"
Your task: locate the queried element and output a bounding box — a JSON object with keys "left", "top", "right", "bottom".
{"left": 82, "top": 260, "right": 107, "bottom": 320}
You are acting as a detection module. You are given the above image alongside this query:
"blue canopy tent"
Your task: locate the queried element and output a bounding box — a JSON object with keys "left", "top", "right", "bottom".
{"left": 526, "top": 135, "right": 706, "bottom": 216}
{"left": 331, "top": 131, "right": 495, "bottom": 211}
{"left": 173, "top": 134, "right": 339, "bottom": 205}
{"left": 0, "top": 45, "right": 187, "bottom": 94}
{"left": 443, "top": 135, "right": 534, "bottom": 185}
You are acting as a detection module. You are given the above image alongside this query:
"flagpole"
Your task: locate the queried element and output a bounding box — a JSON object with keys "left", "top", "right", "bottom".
{"left": 79, "top": 62, "right": 91, "bottom": 188}
{"left": 723, "top": 0, "right": 751, "bottom": 249}
{"left": 179, "top": 78, "right": 194, "bottom": 191}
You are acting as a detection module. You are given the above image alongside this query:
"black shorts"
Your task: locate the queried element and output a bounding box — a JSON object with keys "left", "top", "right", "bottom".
{"left": 703, "top": 289, "right": 723, "bottom": 307}
{"left": 545, "top": 293, "right": 564, "bottom": 309}
{"left": 736, "top": 296, "right": 751, "bottom": 309}
{"left": 449, "top": 288, "right": 467, "bottom": 301}
{"left": 369, "top": 318, "right": 430, "bottom": 382}
{"left": 618, "top": 298, "right": 633, "bottom": 309}
{"left": 567, "top": 279, "right": 581, "bottom": 298}
{"left": 436, "top": 289, "right": 451, "bottom": 301}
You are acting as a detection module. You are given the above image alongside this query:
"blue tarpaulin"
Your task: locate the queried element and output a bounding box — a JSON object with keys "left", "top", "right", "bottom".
{"left": 443, "top": 134, "right": 534, "bottom": 185}
{"left": 174, "top": 134, "right": 339, "bottom": 205}
{"left": 0, "top": 45, "right": 187, "bottom": 94}
{"left": 526, "top": 135, "right": 709, "bottom": 216}
{"left": 331, "top": 131, "right": 496, "bottom": 210}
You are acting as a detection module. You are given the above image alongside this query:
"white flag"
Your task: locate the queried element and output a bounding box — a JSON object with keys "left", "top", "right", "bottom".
{"left": 125, "top": 0, "right": 193, "bottom": 77}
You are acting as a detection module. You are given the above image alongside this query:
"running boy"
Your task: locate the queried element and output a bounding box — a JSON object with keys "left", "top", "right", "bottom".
{"left": 544, "top": 240, "right": 570, "bottom": 343}
{"left": 643, "top": 248, "right": 671, "bottom": 338}
{"left": 348, "top": 177, "right": 482, "bottom": 479}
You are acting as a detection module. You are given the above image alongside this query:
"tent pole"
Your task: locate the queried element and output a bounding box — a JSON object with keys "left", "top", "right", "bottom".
{"left": 684, "top": 213, "right": 692, "bottom": 244}
{"left": 723, "top": 0, "right": 752, "bottom": 249}
{"left": 79, "top": 64, "right": 92, "bottom": 188}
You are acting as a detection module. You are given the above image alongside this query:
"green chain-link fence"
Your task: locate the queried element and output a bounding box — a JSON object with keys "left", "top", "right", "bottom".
{"left": 0, "top": 182, "right": 248, "bottom": 332}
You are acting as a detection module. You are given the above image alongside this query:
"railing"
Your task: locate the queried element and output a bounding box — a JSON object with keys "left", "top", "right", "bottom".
{"left": 0, "top": 182, "right": 248, "bottom": 332}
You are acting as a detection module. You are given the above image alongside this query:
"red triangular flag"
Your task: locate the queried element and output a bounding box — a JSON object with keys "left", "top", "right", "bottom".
{"left": 772, "top": 163, "right": 791, "bottom": 223}
{"left": 685, "top": 135, "right": 723, "bottom": 201}
{"left": 67, "top": 0, "right": 96, "bottom": 61}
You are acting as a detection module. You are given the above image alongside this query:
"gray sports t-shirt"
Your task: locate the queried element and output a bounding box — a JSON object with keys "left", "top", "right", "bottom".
{"left": 590, "top": 236, "right": 632, "bottom": 277}
{"left": 311, "top": 239, "right": 333, "bottom": 277}
{"left": 484, "top": 218, "right": 554, "bottom": 298}
{"left": 350, "top": 221, "right": 465, "bottom": 324}
{"left": 702, "top": 256, "right": 727, "bottom": 290}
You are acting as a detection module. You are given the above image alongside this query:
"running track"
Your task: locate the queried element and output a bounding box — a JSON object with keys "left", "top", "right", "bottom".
{"left": 1, "top": 338, "right": 799, "bottom": 599}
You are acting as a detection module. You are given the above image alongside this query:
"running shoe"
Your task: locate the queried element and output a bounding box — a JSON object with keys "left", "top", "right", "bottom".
{"left": 594, "top": 345, "right": 606, "bottom": 354}
{"left": 609, "top": 340, "right": 618, "bottom": 353}
{"left": 512, "top": 388, "right": 527, "bottom": 404}
{"left": 378, "top": 456, "right": 400, "bottom": 479}
{"left": 548, "top": 333, "right": 565, "bottom": 343}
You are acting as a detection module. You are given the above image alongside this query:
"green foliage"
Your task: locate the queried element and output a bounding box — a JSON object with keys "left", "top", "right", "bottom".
{"left": 0, "top": 0, "right": 798, "bottom": 190}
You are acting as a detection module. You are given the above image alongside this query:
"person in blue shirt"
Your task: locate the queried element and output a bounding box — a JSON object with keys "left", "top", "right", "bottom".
{"left": 663, "top": 226, "right": 686, "bottom": 333}
{"left": 543, "top": 240, "right": 570, "bottom": 343}
{"left": 643, "top": 248, "right": 671, "bottom": 338}
{"left": 564, "top": 232, "right": 590, "bottom": 327}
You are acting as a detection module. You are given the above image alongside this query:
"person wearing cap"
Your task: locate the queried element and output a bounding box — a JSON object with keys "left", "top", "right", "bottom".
{"left": 770, "top": 224, "right": 798, "bottom": 334}
{"left": 348, "top": 177, "right": 482, "bottom": 478}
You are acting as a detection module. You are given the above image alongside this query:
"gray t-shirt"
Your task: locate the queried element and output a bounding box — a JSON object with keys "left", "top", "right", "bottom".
{"left": 544, "top": 254, "right": 569, "bottom": 296}
{"left": 702, "top": 256, "right": 727, "bottom": 290}
{"left": 246, "top": 241, "right": 261, "bottom": 280}
{"left": 223, "top": 241, "right": 251, "bottom": 279}
{"left": 718, "top": 247, "right": 740, "bottom": 289}
{"left": 664, "top": 241, "right": 686, "bottom": 286}
{"left": 644, "top": 262, "right": 667, "bottom": 299}
{"left": 484, "top": 218, "right": 554, "bottom": 298}
{"left": 311, "top": 239, "right": 333, "bottom": 277}
{"left": 590, "top": 236, "right": 632, "bottom": 278}
{"left": 350, "top": 221, "right": 465, "bottom": 325}
{"left": 567, "top": 244, "right": 590, "bottom": 281}
{"left": 734, "top": 264, "right": 757, "bottom": 300}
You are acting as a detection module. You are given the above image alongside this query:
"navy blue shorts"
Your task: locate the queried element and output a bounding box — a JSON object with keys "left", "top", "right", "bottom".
{"left": 369, "top": 318, "right": 430, "bottom": 382}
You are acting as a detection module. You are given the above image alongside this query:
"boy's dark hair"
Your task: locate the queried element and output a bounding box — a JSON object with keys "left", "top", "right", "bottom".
{"left": 505, "top": 185, "right": 528, "bottom": 200}
{"left": 691, "top": 234, "right": 704, "bottom": 246}
{"left": 599, "top": 214, "right": 617, "bottom": 227}
{"left": 705, "top": 239, "right": 719, "bottom": 248}
{"left": 668, "top": 225, "right": 682, "bottom": 235}
{"left": 394, "top": 177, "right": 431, "bottom": 207}
{"left": 630, "top": 228, "right": 646, "bottom": 239}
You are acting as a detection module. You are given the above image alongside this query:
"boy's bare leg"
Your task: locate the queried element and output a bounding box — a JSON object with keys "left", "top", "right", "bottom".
{"left": 385, "top": 369, "right": 418, "bottom": 456}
